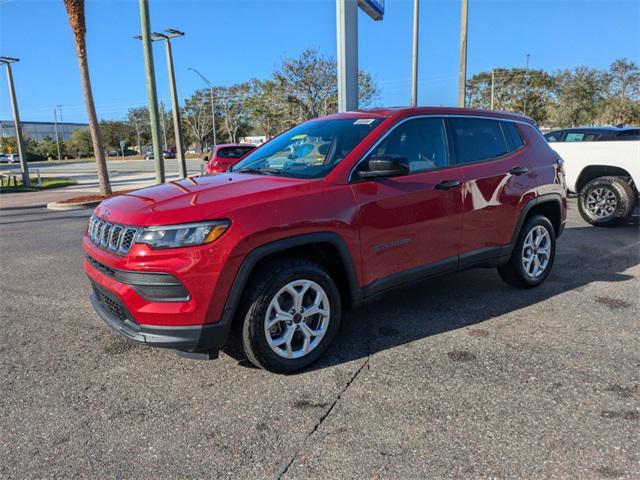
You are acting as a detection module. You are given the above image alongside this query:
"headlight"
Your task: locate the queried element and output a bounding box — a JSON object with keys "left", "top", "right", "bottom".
{"left": 136, "top": 220, "right": 229, "bottom": 249}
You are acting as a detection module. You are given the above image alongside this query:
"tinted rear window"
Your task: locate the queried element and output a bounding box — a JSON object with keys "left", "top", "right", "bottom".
{"left": 450, "top": 118, "right": 509, "bottom": 164}
{"left": 217, "top": 147, "right": 254, "bottom": 158}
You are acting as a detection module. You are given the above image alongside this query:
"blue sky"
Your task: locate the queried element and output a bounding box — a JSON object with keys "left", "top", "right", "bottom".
{"left": 1, "top": 0, "right": 638, "bottom": 123}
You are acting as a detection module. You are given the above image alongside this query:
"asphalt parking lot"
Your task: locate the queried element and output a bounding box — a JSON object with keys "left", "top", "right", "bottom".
{"left": 1, "top": 197, "right": 638, "bottom": 479}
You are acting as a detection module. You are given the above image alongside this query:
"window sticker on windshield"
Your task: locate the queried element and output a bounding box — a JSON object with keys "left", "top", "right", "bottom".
{"left": 290, "top": 134, "right": 308, "bottom": 140}
{"left": 354, "top": 118, "right": 376, "bottom": 125}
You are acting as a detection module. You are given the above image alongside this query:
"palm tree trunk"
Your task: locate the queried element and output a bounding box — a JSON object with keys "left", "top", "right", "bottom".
{"left": 63, "top": 0, "right": 111, "bottom": 196}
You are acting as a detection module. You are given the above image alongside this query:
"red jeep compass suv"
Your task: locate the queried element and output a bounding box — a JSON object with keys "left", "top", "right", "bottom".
{"left": 84, "top": 107, "right": 567, "bottom": 373}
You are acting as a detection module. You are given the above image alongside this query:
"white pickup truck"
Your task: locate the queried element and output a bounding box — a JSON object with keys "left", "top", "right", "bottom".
{"left": 545, "top": 127, "right": 640, "bottom": 226}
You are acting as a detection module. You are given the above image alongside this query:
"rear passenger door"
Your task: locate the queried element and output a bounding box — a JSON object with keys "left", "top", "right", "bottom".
{"left": 449, "top": 117, "right": 534, "bottom": 258}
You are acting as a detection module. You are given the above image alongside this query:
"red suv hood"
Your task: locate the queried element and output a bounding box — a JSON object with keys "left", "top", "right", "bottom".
{"left": 94, "top": 173, "right": 309, "bottom": 226}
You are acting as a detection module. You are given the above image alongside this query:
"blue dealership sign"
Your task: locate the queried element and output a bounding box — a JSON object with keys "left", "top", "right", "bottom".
{"left": 358, "top": 0, "right": 384, "bottom": 20}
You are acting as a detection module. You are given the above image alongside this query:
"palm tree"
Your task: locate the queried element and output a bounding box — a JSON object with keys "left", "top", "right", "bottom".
{"left": 63, "top": 0, "right": 111, "bottom": 196}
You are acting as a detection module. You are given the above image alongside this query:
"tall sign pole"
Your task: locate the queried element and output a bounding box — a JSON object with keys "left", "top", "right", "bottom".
{"left": 457, "top": 0, "right": 468, "bottom": 108}
{"left": 336, "top": 0, "right": 359, "bottom": 112}
{"left": 411, "top": 0, "right": 419, "bottom": 107}
{"left": 1, "top": 57, "right": 29, "bottom": 186}
{"left": 336, "top": 0, "right": 384, "bottom": 113}
{"left": 138, "top": 0, "right": 165, "bottom": 183}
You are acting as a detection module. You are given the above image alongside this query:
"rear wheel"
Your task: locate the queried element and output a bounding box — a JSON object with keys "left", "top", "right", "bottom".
{"left": 239, "top": 258, "right": 341, "bottom": 373}
{"left": 498, "top": 215, "right": 556, "bottom": 288}
{"left": 578, "top": 176, "right": 634, "bottom": 227}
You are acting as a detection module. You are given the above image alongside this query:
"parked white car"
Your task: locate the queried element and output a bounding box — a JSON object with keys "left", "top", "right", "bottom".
{"left": 546, "top": 127, "right": 640, "bottom": 226}
{"left": 0, "top": 153, "right": 19, "bottom": 163}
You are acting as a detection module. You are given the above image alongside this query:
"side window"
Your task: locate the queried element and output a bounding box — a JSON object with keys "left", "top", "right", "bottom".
{"left": 565, "top": 132, "right": 585, "bottom": 142}
{"left": 583, "top": 133, "right": 600, "bottom": 141}
{"left": 371, "top": 118, "right": 448, "bottom": 173}
{"left": 544, "top": 131, "right": 565, "bottom": 142}
{"left": 616, "top": 129, "right": 640, "bottom": 140}
{"left": 502, "top": 121, "right": 525, "bottom": 150}
{"left": 450, "top": 117, "right": 509, "bottom": 164}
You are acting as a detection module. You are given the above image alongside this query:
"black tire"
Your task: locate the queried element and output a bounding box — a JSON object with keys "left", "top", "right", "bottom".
{"left": 239, "top": 257, "right": 341, "bottom": 373}
{"left": 578, "top": 176, "right": 635, "bottom": 227}
{"left": 498, "top": 215, "right": 556, "bottom": 288}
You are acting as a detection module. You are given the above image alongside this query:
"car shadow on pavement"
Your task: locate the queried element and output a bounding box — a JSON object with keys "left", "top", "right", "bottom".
{"left": 224, "top": 222, "right": 639, "bottom": 373}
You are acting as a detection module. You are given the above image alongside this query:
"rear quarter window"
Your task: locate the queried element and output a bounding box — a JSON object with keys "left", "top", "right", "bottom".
{"left": 450, "top": 117, "right": 509, "bottom": 164}
{"left": 501, "top": 121, "right": 525, "bottom": 150}
{"left": 616, "top": 129, "right": 640, "bottom": 140}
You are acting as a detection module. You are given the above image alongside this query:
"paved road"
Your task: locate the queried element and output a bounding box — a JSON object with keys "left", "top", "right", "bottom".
{"left": 1, "top": 199, "right": 638, "bottom": 479}
{"left": 0, "top": 158, "right": 207, "bottom": 192}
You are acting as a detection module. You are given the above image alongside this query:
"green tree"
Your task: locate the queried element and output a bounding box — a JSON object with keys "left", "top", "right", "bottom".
{"left": 99, "top": 120, "right": 134, "bottom": 151}
{"left": 547, "top": 67, "right": 608, "bottom": 127}
{"left": 271, "top": 48, "right": 379, "bottom": 126}
{"left": 598, "top": 59, "right": 640, "bottom": 125}
{"left": 126, "top": 106, "right": 151, "bottom": 153}
{"left": 37, "top": 135, "right": 66, "bottom": 159}
{"left": 68, "top": 128, "right": 93, "bottom": 158}
{"left": 247, "top": 79, "right": 289, "bottom": 137}
{"left": 182, "top": 89, "right": 216, "bottom": 150}
{"left": 218, "top": 83, "right": 252, "bottom": 143}
{"left": 0, "top": 136, "right": 17, "bottom": 154}
{"left": 466, "top": 68, "right": 555, "bottom": 124}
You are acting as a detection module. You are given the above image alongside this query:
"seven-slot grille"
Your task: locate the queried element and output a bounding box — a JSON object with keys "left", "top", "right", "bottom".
{"left": 88, "top": 214, "right": 140, "bottom": 255}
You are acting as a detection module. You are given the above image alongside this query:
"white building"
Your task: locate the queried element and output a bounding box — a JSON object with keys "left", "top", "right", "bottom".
{"left": 0, "top": 120, "right": 88, "bottom": 142}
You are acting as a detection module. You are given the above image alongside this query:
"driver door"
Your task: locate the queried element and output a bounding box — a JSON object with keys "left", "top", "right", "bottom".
{"left": 350, "top": 117, "right": 464, "bottom": 289}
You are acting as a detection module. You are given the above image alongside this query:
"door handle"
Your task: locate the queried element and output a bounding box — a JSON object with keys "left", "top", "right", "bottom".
{"left": 435, "top": 180, "right": 461, "bottom": 190}
{"left": 509, "top": 166, "right": 529, "bottom": 176}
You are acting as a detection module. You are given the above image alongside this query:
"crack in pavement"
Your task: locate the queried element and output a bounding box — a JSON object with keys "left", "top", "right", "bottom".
{"left": 277, "top": 355, "right": 372, "bottom": 480}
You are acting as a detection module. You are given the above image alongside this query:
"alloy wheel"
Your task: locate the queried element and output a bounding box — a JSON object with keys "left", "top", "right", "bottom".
{"left": 585, "top": 187, "right": 617, "bottom": 218}
{"left": 264, "top": 279, "right": 330, "bottom": 359}
{"left": 521, "top": 225, "right": 551, "bottom": 279}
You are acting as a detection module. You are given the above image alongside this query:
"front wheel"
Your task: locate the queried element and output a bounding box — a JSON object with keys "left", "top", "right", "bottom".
{"left": 578, "top": 176, "right": 635, "bottom": 227}
{"left": 498, "top": 215, "right": 556, "bottom": 288}
{"left": 239, "top": 258, "right": 341, "bottom": 373}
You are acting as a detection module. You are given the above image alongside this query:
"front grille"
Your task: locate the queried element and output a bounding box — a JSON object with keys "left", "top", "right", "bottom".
{"left": 91, "top": 281, "right": 136, "bottom": 326}
{"left": 88, "top": 215, "right": 141, "bottom": 255}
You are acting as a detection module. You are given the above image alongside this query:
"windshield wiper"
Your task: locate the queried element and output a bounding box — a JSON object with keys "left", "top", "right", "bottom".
{"left": 234, "top": 167, "right": 281, "bottom": 175}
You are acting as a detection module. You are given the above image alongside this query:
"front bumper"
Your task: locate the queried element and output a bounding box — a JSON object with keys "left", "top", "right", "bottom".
{"left": 90, "top": 281, "right": 231, "bottom": 353}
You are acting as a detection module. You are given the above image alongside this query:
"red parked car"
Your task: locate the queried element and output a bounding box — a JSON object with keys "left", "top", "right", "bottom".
{"left": 84, "top": 107, "right": 567, "bottom": 373}
{"left": 205, "top": 144, "right": 256, "bottom": 174}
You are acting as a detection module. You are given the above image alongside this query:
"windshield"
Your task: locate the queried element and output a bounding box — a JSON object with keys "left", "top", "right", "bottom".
{"left": 231, "top": 117, "right": 382, "bottom": 179}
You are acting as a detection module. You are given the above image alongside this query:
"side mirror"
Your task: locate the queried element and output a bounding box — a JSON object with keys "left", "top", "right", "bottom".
{"left": 203, "top": 155, "right": 209, "bottom": 162}
{"left": 357, "top": 155, "right": 409, "bottom": 180}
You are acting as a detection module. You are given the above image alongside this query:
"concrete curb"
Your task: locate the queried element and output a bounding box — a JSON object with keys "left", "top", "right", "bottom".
{"left": 47, "top": 200, "right": 101, "bottom": 211}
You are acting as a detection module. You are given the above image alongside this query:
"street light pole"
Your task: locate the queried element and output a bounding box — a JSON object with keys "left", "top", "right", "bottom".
{"left": 154, "top": 29, "right": 187, "bottom": 178}
{"left": 53, "top": 108, "right": 62, "bottom": 160}
{"left": 457, "top": 0, "right": 469, "bottom": 108}
{"left": 0, "top": 56, "right": 30, "bottom": 186}
{"left": 411, "top": 0, "right": 420, "bottom": 107}
{"left": 188, "top": 67, "right": 217, "bottom": 147}
{"left": 137, "top": 0, "right": 165, "bottom": 184}
{"left": 523, "top": 53, "right": 530, "bottom": 116}
{"left": 159, "top": 100, "right": 168, "bottom": 147}
{"left": 490, "top": 69, "right": 495, "bottom": 110}
{"left": 57, "top": 104, "right": 65, "bottom": 142}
